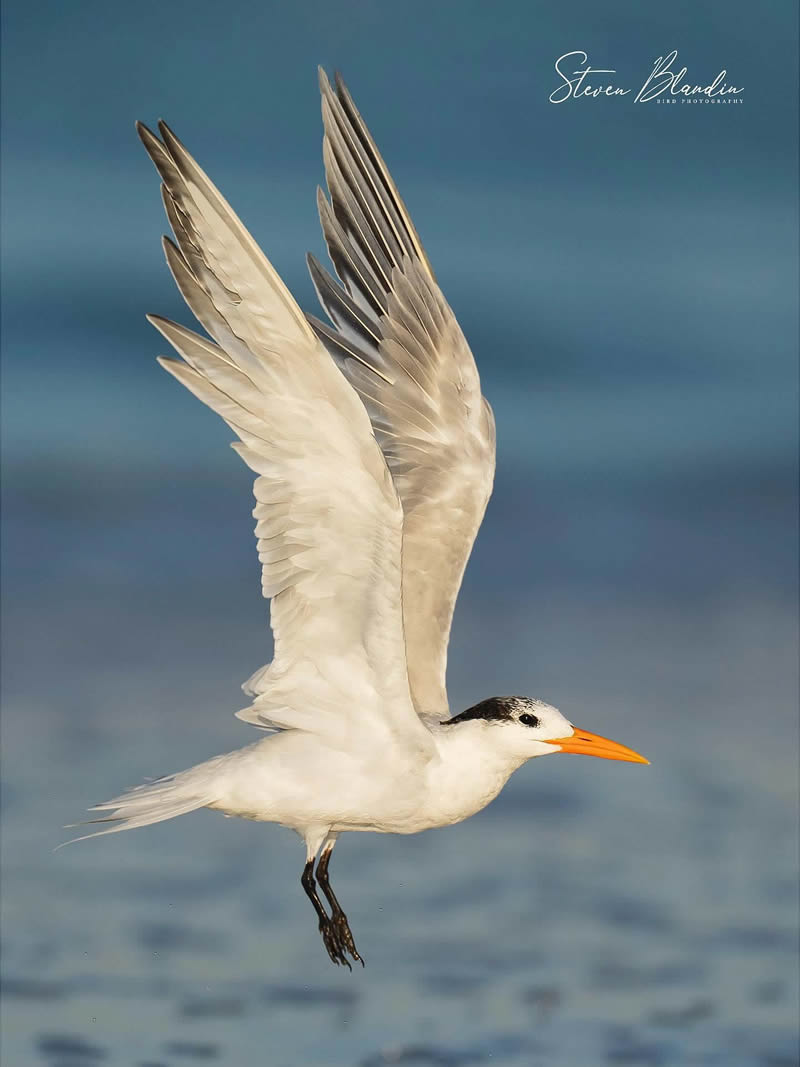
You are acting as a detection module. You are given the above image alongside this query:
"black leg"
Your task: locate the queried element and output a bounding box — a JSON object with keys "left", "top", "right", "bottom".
{"left": 301, "top": 859, "right": 351, "bottom": 969}
{"left": 316, "top": 848, "right": 364, "bottom": 967}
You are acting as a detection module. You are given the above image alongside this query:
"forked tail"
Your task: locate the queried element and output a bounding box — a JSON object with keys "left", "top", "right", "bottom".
{"left": 60, "top": 755, "right": 232, "bottom": 847}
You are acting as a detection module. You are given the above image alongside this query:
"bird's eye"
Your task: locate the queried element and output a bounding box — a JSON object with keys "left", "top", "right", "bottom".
{"left": 519, "top": 713, "right": 540, "bottom": 728}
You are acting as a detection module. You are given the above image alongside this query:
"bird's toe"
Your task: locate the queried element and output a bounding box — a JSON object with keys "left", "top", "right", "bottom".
{"left": 332, "top": 911, "right": 364, "bottom": 966}
{"left": 319, "top": 918, "right": 352, "bottom": 969}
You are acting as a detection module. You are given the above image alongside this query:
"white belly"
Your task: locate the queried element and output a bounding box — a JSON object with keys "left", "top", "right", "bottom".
{"left": 206, "top": 724, "right": 520, "bottom": 837}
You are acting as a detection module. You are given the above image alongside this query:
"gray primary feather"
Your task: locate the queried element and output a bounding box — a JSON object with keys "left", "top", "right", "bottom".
{"left": 308, "top": 70, "right": 497, "bottom": 720}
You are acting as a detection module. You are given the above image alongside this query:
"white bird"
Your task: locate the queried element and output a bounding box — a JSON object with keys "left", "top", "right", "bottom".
{"left": 72, "top": 70, "right": 648, "bottom": 968}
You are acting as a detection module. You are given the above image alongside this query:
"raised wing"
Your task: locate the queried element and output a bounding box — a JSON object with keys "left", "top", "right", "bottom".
{"left": 137, "top": 120, "right": 432, "bottom": 756}
{"left": 307, "top": 71, "right": 496, "bottom": 720}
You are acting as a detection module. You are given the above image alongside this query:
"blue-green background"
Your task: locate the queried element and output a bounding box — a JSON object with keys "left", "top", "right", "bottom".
{"left": 2, "top": 3, "right": 798, "bottom": 1065}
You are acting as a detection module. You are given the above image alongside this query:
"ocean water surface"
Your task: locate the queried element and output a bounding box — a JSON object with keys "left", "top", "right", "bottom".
{"left": 2, "top": 454, "right": 797, "bottom": 1065}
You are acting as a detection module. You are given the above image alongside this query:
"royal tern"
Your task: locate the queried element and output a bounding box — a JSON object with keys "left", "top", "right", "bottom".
{"left": 71, "top": 70, "right": 648, "bottom": 968}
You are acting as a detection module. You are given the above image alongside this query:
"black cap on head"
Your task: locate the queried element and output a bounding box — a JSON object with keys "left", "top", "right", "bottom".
{"left": 442, "top": 697, "right": 525, "bottom": 726}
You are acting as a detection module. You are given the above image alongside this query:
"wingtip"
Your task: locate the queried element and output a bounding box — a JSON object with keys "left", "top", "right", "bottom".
{"left": 333, "top": 70, "right": 357, "bottom": 111}
{"left": 333, "top": 70, "right": 348, "bottom": 96}
{"left": 147, "top": 315, "right": 183, "bottom": 348}
{"left": 157, "top": 118, "right": 180, "bottom": 151}
{"left": 136, "top": 120, "right": 161, "bottom": 151}
{"left": 305, "top": 251, "right": 332, "bottom": 288}
{"left": 161, "top": 234, "right": 190, "bottom": 278}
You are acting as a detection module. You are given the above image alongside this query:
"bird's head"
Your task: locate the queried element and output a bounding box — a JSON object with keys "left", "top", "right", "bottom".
{"left": 442, "top": 696, "right": 649, "bottom": 766}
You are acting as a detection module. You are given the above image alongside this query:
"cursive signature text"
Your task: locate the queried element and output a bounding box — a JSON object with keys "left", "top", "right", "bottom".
{"left": 550, "top": 49, "right": 743, "bottom": 104}
{"left": 635, "top": 51, "right": 743, "bottom": 102}
{"left": 549, "top": 52, "right": 630, "bottom": 103}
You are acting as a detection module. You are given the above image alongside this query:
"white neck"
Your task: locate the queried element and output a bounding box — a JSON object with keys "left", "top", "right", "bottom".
{"left": 418, "top": 722, "right": 527, "bottom": 830}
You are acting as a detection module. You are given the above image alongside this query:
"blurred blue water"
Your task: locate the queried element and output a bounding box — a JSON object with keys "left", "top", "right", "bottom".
{"left": 2, "top": 2, "right": 798, "bottom": 1065}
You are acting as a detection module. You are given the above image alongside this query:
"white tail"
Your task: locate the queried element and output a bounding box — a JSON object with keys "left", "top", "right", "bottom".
{"left": 60, "top": 754, "right": 233, "bottom": 847}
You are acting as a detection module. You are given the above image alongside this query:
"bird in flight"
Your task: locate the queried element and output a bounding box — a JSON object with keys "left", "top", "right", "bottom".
{"left": 72, "top": 70, "right": 648, "bottom": 968}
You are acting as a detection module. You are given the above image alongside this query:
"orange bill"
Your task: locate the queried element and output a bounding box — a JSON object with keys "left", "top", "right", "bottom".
{"left": 546, "top": 728, "right": 649, "bottom": 765}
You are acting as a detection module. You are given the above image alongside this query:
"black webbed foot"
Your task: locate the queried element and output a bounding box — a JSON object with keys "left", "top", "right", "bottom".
{"left": 329, "top": 909, "right": 363, "bottom": 967}
{"left": 319, "top": 916, "right": 352, "bottom": 969}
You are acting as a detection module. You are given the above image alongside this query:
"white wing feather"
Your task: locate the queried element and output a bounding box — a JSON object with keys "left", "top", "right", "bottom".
{"left": 138, "top": 121, "right": 431, "bottom": 755}
{"left": 307, "top": 72, "right": 496, "bottom": 720}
